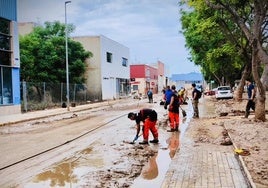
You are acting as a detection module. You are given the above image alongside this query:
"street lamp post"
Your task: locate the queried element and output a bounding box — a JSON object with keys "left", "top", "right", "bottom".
{"left": 65, "top": 1, "right": 71, "bottom": 111}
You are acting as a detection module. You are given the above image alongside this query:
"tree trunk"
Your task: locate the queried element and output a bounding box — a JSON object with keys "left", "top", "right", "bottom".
{"left": 252, "top": 40, "right": 266, "bottom": 121}
{"left": 261, "top": 62, "right": 268, "bottom": 91}
{"left": 212, "top": 73, "right": 221, "bottom": 86}
{"left": 235, "top": 63, "right": 251, "bottom": 101}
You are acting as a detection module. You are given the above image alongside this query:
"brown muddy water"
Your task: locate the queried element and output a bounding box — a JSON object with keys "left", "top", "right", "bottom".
{"left": 24, "top": 98, "right": 216, "bottom": 187}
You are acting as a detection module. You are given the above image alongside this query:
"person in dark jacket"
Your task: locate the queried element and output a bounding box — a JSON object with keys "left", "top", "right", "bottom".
{"left": 167, "top": 85, "right": 180, "bottom": 132}
{"left": 147, "top": 88, "right": 153, "bottom": 103}
{"left": 245, "top": 79, "right": 255, "bottom": 118}
{"left": 192, "top": 83, "right": 199, "bottom": 118}
{"left": 128, "top": 108, "right": 159, "bottom": 144}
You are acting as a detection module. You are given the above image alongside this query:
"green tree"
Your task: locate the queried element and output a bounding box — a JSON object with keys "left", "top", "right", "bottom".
{"left": 180, "top": 0, "right": 267, "bottom": 121}
{"left": 180, "top": 5, "right": 245, "bottom": 86}
{"left": 203, "top": 0, "right": 268, "bottom": 121}
{"left": 20, "top": 21, "right": 92, "bottom": 84}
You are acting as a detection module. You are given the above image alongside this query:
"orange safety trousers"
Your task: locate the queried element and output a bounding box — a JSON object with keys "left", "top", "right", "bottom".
{"left": 143, "top": 118, "right": 158, "bottom": 141}
{"left": 168, "top": 111, "right": 179, "bottom": 129}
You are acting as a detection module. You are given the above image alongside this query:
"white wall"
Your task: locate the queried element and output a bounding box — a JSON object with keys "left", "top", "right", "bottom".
{"left": 73, "top": 35, "right": 130, "bottom": 100}
{"left": 100, "top": 35, "right": 130, "bottom": 100}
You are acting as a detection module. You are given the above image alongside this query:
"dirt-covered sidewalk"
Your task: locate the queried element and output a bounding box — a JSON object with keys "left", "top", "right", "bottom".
{"left": 184, "top": 96, "right": 268, "bottom": 188}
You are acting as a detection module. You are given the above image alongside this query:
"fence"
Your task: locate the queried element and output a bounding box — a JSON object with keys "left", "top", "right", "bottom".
{"left": 20, "top": 82, "right": 102, "bottom": 112}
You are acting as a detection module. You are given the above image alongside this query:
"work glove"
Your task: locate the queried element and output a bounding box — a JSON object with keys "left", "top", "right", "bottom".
{"left": 134, "top": 135, "right": 139, "bottom": 141}
{"left": 164, "top": 104, "right": 167, "bottom": 109}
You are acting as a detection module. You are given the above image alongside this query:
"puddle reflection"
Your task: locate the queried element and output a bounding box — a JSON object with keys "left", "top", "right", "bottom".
{"left": 25, "top": 144, "right": 105, "bottom": 187}
{"left": 141, "top": 154, "right": 158, "bottom": 180}
{"left": 32, "top": 161, "right": 78, "bottom": 187}
{"left": 132, "top": 131, "right": 181, "bottom": 187}
{"left": 167, "top": 132, "right": 180, "bottom": 159}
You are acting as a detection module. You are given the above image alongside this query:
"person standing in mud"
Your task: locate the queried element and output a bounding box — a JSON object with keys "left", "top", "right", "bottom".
{"left": 191, "top": 83, "right": 199, "bottom": 118}
{"left": 147, "top": 88, "right": 153, "bottom": 103}
{"left": 164, "top": 86, "right": 173, "bottom": 110}
{"left": 167, "top": 85, "right": 180, "bottom": 132}
{"left": 128, "top": 108, "right": 159, "bottom": 144}
{"left": 245, "top": 79, "right": 256, "bottom": 118}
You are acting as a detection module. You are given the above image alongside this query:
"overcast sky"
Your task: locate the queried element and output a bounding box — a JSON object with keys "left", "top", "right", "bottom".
{"left": 17, "top": 0, "right": 200, "bottom": 75}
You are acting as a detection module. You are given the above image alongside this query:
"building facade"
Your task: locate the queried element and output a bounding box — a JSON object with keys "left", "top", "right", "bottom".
{"left": 0, "top": 0, "right": 21, "bottom": 115}
{"left": 73, "top": 35, "right": 130, "bottom": 101}
{"left": 130, "top": 64, "right": 158, "bottom": 97}
{"left": 151, "top": 60, "right": 166, "bottom": 92}
{"left": 18, "top": 22, "right": 36, "bottom": 36}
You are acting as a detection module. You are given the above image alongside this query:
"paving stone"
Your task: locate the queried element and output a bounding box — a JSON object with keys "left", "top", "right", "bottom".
{"left": 161, "top": 146, "right": 250, "bottom": 188}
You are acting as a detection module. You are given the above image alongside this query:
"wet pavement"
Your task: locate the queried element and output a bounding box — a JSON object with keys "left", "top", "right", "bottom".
{"left": 0, "top": 96, "right": 252, "bottom": 187}
{"left": 160, "top": 98, "right": 251, "bottom": 188}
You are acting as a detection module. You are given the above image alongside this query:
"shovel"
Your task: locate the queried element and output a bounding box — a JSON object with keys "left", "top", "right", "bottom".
{"left": 129, "top": 133, "right": 142, "bottom": 144}
{"left": 180, "top": 106, "right": 187, "bottom": 117}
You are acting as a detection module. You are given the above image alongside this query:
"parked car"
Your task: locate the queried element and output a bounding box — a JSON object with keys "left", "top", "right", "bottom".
{"left": 204, "top": 89, "right": 216, "bottom": 96}
{"left": 215, "top": 86, "right": 233, "bottom": 99}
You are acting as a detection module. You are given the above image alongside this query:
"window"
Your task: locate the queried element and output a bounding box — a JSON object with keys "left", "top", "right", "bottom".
{"left": 133, "top": 85, "right": 138, "bottom": 90}
{"left": 0, "top": 51, "right": 11, "bottom": 65}
{"left": 0, "top": 67, "right": 13, "bottom": 104}
{"left": 106, "top": 52, "right": 112, "bottom": 63}
{"left": 122, "top": 57, "right": 128, "bottom": 67}
{"left": 0, "top": 18, "right": 13, "bottom": 105}
{"left": 0, "top": 18, "right": 10, "bottom": 34}
{"left": 145, "top": 69, "right": 150, "bottom": 77}
{"left": 0, "top": 18, "right": 12, "bottom": 66}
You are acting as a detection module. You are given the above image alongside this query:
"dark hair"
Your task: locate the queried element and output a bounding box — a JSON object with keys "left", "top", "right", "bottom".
{"left": 171, "top": 85, "right": 176, "bottom": 90}
{"left": 192, "top": 83, "right": 196, "bottom": 87}
{"left": 128, "top": 112, "right": 135, "bottom": 119}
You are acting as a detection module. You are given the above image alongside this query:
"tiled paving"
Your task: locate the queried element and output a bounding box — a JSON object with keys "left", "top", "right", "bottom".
{"left": 161, "top": 143, "right": 250, "bottom": 188}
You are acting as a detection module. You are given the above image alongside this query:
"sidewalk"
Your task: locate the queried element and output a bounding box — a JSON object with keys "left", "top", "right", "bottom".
{"left": 161, "top": 140, "right": 252, "bottom": 188}
{"left": 161, "top": 98, "right": 254, "bottom": 188}
{"left": 0, "top": 99, "right": 129, "bottom": 126}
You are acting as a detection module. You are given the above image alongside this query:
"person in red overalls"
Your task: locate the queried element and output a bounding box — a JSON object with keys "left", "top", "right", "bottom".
{"left": 128, "top": 108, "right": 159, "bottom": 145}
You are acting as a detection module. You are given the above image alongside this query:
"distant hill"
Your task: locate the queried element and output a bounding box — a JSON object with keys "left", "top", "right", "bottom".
{"left": 170, "top": 72, "right": 203, "bottom": 82}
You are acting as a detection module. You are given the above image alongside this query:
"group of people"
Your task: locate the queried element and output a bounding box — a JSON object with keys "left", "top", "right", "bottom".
{"left": 127, "top": 79, "right": 257, "bottom": 145}
{"left": 128, "top": 83, "right": 202, "bottom": 145}
{"left": 163, "top": 85, "right": 181, "bottom": 132}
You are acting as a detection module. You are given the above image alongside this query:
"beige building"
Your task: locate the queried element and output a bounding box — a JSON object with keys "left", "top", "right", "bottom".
{"left": 18, "top": 22, "right": 37, "bottom": 36}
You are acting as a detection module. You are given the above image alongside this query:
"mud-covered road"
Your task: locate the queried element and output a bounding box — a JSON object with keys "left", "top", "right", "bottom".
{"left": 1, "top": 94, "right": 267, "bottom": 188}
{"left": 0, "top": 96, "right": 194, "bottom": 187}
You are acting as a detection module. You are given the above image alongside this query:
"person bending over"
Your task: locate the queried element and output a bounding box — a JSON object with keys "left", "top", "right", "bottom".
{"left": 128, "top": 108, "right": 159, "bottom": 144}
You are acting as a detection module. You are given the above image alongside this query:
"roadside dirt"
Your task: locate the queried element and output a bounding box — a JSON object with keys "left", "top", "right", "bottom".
{"left": 187, "top": 96, "right": 268, "bottom": 188}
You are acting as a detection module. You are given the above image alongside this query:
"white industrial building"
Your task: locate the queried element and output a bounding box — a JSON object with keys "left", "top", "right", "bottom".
{"left": 73, "top": 35, "right": 130, "bottom": 101}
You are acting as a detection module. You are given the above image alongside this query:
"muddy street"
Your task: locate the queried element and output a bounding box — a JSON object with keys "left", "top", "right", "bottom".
{"left": 1, "top": 94, "right": 267, "bottom": 188}
{"left": 0, "top": 95, "right": 192, "bottom": 187}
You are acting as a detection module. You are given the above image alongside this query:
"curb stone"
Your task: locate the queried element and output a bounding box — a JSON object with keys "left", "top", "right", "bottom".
{"left": 224, "top": 124, "right": 256, "bottom": 188}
